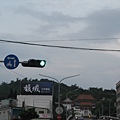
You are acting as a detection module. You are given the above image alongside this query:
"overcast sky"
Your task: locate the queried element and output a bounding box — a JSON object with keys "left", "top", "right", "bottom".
{"left": 0, "top": 0, "right": 120, "bottom": 89}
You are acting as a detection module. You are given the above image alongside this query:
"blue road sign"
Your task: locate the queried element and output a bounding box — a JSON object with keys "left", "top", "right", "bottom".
{"left": 4, "top": 54, "right": 19, "bottom": 69}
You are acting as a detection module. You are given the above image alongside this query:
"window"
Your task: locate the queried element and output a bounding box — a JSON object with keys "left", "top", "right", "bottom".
{"left": 39, "top": 111, "right": 44, "bottom": 113}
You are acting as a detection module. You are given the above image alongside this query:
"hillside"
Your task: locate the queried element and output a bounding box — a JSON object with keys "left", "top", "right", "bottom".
{"left": 0, "top": 78, "right": 116, "bottom": 116}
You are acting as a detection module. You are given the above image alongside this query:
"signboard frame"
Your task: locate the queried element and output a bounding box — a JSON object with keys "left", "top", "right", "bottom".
{"left": 21, "top": 82, "right": 53, "bottom": 95}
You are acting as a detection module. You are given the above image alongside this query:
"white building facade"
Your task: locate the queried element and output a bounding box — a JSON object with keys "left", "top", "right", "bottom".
{"left": 62, "top": 98, "right": 73, "bottom": 110}
{"left": 17, "top": 95, "right": 52, "bottom": 109}
{"left": 0, "top": 99, "right": 22, "bottom": 120}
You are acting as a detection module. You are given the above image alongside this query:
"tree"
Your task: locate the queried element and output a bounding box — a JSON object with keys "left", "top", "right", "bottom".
{"left": 19, "top": 108, "right": 39, "bottom": 120}
{"left": 13, "top": 89, "right": 17, "bottom": 99}
{"left": 8, "top": 88, "right": 14, "bottom": 98}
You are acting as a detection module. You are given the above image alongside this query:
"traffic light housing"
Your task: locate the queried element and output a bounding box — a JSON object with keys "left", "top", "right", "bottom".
{"left": 21, "top": 59, "right": 46, "bottom": 68}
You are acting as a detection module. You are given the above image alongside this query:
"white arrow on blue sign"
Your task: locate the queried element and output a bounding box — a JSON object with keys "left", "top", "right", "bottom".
{"left": 4, "top": 54, "right": 19, "bottom": 70}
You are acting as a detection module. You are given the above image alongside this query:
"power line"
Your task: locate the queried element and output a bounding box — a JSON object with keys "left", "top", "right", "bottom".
{"left": 0, "top": 39, "right": 120, "bottom": 52}
{"left": 0, "top": 64, "right": 25, "bottom": 78}
{"left": 23, "top": 37, "right": 120, "bottom": 42}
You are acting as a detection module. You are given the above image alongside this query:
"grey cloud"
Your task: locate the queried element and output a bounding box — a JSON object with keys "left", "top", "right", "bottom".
{"left": 13, "top": 6, "right": 82, "bottom": 35}
{"left": 86, "top": 8, "right": 120, "bottom": 37}
{"left": 35, "top": 24, "right": 58, "bottom": 35}
{"left": 35, "top": 22, "right": 70, "bottom": 35}
{"left": 13, "top": 6, "right": 84, "bottom": 35}
{"left": 0, "top": 33, "right": 19, "bottom": 40}
{"left": 14, "top": 6, "right": 81, "bottom": 24}
{"left": 63, "top": 8, "right": 120, "bottom": 43}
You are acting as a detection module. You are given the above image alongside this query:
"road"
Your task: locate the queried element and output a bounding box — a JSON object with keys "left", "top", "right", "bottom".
{"left": 68, "top": 117, "right": 94, "bottom": 120}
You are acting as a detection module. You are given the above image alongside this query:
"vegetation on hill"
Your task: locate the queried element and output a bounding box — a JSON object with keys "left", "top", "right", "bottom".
{"left": 0, "top": 78, "right": 116, "bottom": 118}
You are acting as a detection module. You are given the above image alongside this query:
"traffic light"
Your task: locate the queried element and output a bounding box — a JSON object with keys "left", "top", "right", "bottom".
{"left": 21, "top": 59, "right": 46, "bottom": 68}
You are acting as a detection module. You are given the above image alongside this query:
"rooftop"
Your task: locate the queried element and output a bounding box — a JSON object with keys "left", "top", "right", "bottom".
{"left": 75, "top": 94, "right": 95, "bottom": 101}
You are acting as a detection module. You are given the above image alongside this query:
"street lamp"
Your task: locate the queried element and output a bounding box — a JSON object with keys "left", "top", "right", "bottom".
{"left": 39, "top": 73, "right": 80, "bottom": 115}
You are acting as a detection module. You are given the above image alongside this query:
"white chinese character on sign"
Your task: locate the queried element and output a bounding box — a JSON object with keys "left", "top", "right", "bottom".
{"left": 32, "top": 84, "right": 40, "bottom": 93}
{"left": 24, "top": 84, "right": 32, "bottom": 93}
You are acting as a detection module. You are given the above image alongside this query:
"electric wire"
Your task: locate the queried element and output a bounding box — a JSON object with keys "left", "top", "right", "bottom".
{"left": 24, "top": 37, "right": 120, "bottom": 42}
{"left": 0, "top": 64, "right": 26, "bottom": 78}
{"left": 0, "top": 39, "right": 120, "bottom": 52}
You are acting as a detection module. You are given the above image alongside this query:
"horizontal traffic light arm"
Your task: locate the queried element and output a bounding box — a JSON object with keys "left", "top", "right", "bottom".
{"left": 21, "top": 59, "right": 46, "bottom": 68}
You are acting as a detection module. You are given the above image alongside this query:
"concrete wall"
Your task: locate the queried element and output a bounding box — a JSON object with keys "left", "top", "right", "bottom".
{"left": 17, "top": 95, "right": 53, "bottom": 111}
{"left": 0, "top": 108, "right": 11, "bottom": 120}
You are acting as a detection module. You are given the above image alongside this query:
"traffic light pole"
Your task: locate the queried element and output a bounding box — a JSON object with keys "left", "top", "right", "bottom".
{"left": 39, "top": 73, "right": 80, "bottom": 116}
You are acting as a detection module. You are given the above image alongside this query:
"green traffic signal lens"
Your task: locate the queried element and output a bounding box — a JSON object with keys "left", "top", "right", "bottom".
{"left": 40, "top": 60, "right": 46, "bottom": 66}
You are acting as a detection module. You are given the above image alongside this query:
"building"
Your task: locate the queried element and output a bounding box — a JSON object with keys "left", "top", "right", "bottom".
{"left": 62, "top": 98, "right": 73, "bottom": 110}
{"left": 17, "top": 95, "right": 52, "bottom": 109}
{"left": 25, "top": 106, "right": 52, "bottom": 119}
{"left": 0, "top": 81, "right": 53, "bottom": 120}
{"left": 116, "top": 81, "right": 120, "bottom": 118}
{"left": 74, "top": 94, "right": 96, "bottom": 110}
{"left": 74, "top": 94, "right": 96, "bottom": 117}
{"left": 0, "top": 98, "right": 52, "bottom": 120}
{"left": 18, "top": 81, "right": 53, "bottom": 119}
{"left": 0, "top": 98, "right": 23, "bottom": 120}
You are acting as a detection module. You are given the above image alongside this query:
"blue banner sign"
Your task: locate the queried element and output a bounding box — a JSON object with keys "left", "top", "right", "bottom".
{"left": 21, "top": 82, "right": 53, "bottom": 95}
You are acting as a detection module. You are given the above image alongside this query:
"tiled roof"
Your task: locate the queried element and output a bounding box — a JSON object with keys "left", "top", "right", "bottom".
{"left": 75, "top": 94, "right": 95, "bottom": 100}
{"left": 80, "top": 102, "right": 93, "bottom": 105}
{"left": 63, "top": 98, "right": 73, "bottom": 102}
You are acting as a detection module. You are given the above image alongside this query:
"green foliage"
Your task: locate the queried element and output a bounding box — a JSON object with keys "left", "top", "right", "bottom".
{"left": 89, "top": 88, "right": 116, "bottom": 117}
{"left": 0, "top": 78, "right": 117, "bottom": 118}
{"left": 19, "top": 107, "right": 39, "bottom": 120}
